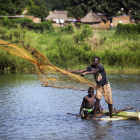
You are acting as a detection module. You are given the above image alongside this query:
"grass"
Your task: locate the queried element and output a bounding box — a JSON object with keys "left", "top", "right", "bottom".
{"left": 97, "top": 29, "right": 116, "bottom": 36}
{"left": 0, "top": 24, "right": 140, "bottom": 72}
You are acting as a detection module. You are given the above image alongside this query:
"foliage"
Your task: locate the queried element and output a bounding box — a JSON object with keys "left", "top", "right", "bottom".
{"left": 60, "top": 23, "right": 74, "bottom": 34}
{"left": 75, "top": 24, "right": 93, "bottom": 43}
{"left": 1, "top": 17, "right": 33, "bottom": 28}
{"left": 76, "top": 23, "right": 82, "bottom": 28}
{"left": 49, "top": 0, "right": 140, "bottom": 21}
{"left": 26, "top": 5, "right": 49, "bottom": 21}
{"left": 136, "top": 23, "right": 140, "bottom": 34}
{"left": 44, "top": 0, "right": 71, "bottom": 10}
{"left": 116, "top": 23, "right": 139, "bottom": 35}
{"left": 0, "top": 0, "right": 34, "bottom": 15}
{"left": 108, "top": 0, "right": 140, "bottom": 22}
{"left": 67, "top": 6, "right": 84, "bottom": 19}
{"left": 1, "top": 0, "right": 140, "bottom": 22}
{"left": 46, "top": 36, "right": 92, "bottom": 68}
{"left": 0, "top": 17, "right": 53, "bottom": 33}
{"left": 0, "top": 25, "right": 140, "bottom": 71}
{"left": 33, "top": 0, "right": 46, "bottom": 6}
{"left": 32, "top": 20, "right": 53, "bottom": 33}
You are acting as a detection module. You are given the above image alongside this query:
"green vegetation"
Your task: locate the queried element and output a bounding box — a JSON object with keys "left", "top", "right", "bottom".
{"left": 1, "top": 0, "right": 140, "bottom": 22}
{"left": 116, "top": 23, "right": 140, "bottom": 34}
{"left": 1, "top": 17, "right": 53, "bottom": 33}
{"left": 26, "top": 5, "right": 49, "bottom": 21}
{"left": 0, "top": 22, "right": 140, "bottom": 72}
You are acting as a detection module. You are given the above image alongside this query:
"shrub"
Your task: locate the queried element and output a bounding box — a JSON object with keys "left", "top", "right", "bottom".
{"left": 1, "top": 17, "right": 53, "bottom": 33}
{"left": 76, "top": 22, "right": 82, "bottom": 28}
{"left": 1, "top": 17, "right": 12, "bottom": 27}
{"left": 75, "top": 24, "right": 93, "bottom": 43}
{"left": 60, "top": 23, "right": 74, "bottom": 34}
{"left": 116, "top": 23, "right": 138, "bottom": 34}
{"left": 137, "top": 23, "right": 140, "bottom": 33}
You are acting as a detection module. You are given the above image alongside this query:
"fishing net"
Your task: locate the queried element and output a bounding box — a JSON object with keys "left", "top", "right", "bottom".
{"left": 0, "top": 39, "right": 96, "bottom": 91}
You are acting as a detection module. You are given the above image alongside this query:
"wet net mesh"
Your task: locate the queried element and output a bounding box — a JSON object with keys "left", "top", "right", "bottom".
{"left": 0, "top": 39, "right": 96, "bottom": 91}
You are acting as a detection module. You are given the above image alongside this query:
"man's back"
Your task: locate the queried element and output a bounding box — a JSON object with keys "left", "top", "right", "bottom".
{"left": 84, "top": 94, "right": 95, "bottom": 109}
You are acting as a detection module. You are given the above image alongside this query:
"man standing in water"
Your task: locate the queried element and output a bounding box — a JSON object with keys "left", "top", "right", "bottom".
{"left": 69, "top": 57, "right": 113, "bottom": 119}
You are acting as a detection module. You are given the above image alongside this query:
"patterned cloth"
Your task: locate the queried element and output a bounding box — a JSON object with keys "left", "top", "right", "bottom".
{"left": 96, "top": 83, "right": 113, "bottom": 104}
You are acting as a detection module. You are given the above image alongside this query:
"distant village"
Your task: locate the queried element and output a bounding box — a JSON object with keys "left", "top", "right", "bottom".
{"left": 0, "top": 9, "right": 135, "bottom": 29}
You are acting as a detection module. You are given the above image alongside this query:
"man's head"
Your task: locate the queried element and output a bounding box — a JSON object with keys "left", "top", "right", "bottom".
{"left": 92, "top": 57, "right": 100, "bottom": 65}
{"left": 88, "top": 87, "right": 94, "bottom": 97}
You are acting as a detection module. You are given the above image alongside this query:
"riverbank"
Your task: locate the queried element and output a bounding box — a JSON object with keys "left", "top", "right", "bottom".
{"left": 1, "top": 69, "right": 140, "bottom": 75}
{"left": 0, "top": 25, "right": 140, "bottom": 71}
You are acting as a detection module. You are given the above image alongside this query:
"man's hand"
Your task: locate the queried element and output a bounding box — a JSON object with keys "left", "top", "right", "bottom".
{"left": 80, "top": 72, "right": 86, "bottom": 77}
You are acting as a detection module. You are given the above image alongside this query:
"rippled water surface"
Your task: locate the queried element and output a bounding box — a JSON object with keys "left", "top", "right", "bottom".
{"left": 0, "top": 72, "right": 140, "bottom": 140}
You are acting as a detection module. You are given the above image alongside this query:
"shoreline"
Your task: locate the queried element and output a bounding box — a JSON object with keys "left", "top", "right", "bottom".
{"left": 1, "top": 69, "right": 140, "bottom": 74}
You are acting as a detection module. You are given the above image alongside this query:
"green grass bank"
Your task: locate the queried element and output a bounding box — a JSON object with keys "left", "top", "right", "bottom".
{"left": 0, "top": 24, "right": 140, "bottom": 72}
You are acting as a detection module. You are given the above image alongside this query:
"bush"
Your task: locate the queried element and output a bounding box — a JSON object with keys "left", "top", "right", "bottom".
{"left": 1, "top": 17, "right": 33, "bottom": 28}
{"left": 1, "top": 17, "right": 12, "bottom": 27}
{"left": 75, "top": 24, "right": 93, "bottom": 43}
{"left": 1, "top": 17, "right": 53, "bottom": 33}
{"left": 76, "top": 22, "right": 82, "bottom": 28}
{"left": 60, "top": 23, "right": 74, "bottom": 34}
{"left": 29, "top": 21, "right": 53, "bottom": 33}
{"left": 137, "top": 23, "right": 140, "bottom": 33}
{"left": 116, "top": 23, "right": 138, "bottom": 34}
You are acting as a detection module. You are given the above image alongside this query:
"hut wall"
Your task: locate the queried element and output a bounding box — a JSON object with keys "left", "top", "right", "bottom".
{"left": 83, "top": 22, "right": 100, "bottom": 28}
{"left": 52, "top": 23, "right": 61, "bottom": 27}
{"left": 112, "top": 16, "right": 130, "bottom": 27}
{"left": 91, "top": 24, "right": 100, "bottom": 28}
{"left": 33, "top": 17, "right": 41, "bottom": 23}
{"left": 99, "top": 20, "right": 110, "bottom": 28}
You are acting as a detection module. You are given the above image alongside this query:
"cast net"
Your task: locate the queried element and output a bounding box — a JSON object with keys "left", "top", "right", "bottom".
{"left": 0, "top": 39, "right": 96, "bottom": 91}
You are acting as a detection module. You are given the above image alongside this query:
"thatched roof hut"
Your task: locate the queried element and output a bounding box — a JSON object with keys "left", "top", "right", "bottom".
{"left": 97, "top": 13, "right": 108, "bottom": 22}
{"left": 46, "top": 10, "right": 75, "bottom": 21}
{"left": 82, "top": 10, "right": 102, "bottom": 23}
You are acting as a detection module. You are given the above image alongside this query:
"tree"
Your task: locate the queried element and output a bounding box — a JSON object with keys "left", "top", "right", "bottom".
{"left": 45, "top": 0, "right": 71, "bottom": 11}
{"left": 27, "top": 5, "right": 49, "bottom": 21}
{"left": 0, "top": 0, "right": 34, "bottom": 15}
{"left": 0, "top": 0, "right": 19, "bottom": 15}
{"left": 65, "top": 0, "right": 140, "bottom": 21}
{"left": 33, "top": 0, "right": 46, "bottom": 6}
{"left": 107, "top": 0, "right": 140, "bottom": 21}
{"left": 67, "top": 6, "right": 84, "bottom": 19}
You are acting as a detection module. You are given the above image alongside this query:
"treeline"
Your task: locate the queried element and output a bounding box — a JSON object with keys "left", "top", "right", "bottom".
{"left": 0, "top": 0, "right": 140, "bottom": 22}
{"left": 1, "top": 17, "right": 53, "bottom": 33}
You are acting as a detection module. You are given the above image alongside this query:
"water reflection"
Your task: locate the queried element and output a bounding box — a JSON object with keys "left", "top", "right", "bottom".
{"left": 0, "top": 72, "right": 140, "bottom": 140}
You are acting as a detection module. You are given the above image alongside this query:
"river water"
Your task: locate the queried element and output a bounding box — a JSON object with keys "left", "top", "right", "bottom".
{"left": 0, "top": 71, "right": 140, "bottom": 140}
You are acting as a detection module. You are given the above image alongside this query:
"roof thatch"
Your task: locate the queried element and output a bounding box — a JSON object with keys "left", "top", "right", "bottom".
{"left": 98, "top": 15, "right": 108, "bottom": 22}
{"left": 46, "top": 10, "right": 75, "bottom": 21}
{"left": 82, "top": 10, "right": 102, "bottom": 23}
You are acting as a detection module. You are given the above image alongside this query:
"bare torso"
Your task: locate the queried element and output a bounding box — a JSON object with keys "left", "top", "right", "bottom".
{"left": 83, "top": 95, "right": 95, "bottom": 109}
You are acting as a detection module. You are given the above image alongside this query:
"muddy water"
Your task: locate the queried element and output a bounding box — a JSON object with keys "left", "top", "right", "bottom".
{"left": 0, "top": 72, "right": 140, "bottom": 140}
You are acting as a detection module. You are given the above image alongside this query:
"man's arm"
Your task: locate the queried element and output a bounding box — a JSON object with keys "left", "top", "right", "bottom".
{"left": 80, "top": 68, "right": 100, "bottom": 77}
{"left": 79, "top": 97, "right": 85, "bottom": 115}
{"left": 69, "top": 68, "right": 87, "bottom": 74}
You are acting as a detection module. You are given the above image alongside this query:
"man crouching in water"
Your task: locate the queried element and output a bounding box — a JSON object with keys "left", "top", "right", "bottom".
{"left": 79, "top": 87, "right": 103, "bottom": 119}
